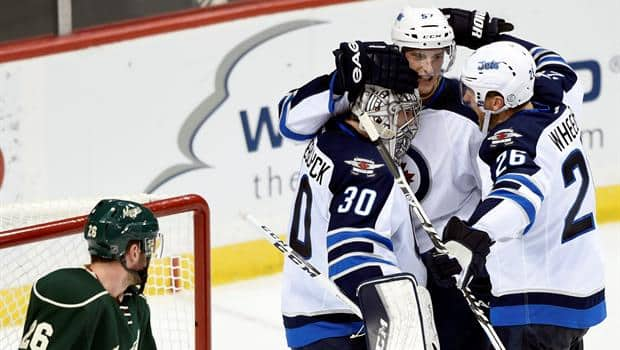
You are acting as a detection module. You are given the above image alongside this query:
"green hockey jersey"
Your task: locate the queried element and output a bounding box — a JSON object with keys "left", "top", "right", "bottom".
{"left": 19, "top": 266, "right": 156, "bottom": 350}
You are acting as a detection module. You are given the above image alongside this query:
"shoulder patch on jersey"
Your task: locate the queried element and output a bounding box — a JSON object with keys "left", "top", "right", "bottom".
{"left": 318, "top": 120, "right": 393, "bottom": 194}
{"left": 487, "top": 128, "right": 523, "bottom": 148}
{"left": 33, "top": 267, "right": 109, "bottom": 308}
{"left": 344, "top": 157, "right": 384, "bottom": 177}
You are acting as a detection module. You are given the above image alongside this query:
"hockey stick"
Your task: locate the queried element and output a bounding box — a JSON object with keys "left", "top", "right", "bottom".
{"left": 359, "top": 114, "right": 506, "bottom": 350}
{"left": 243, "top": 214, "right": 363, "bottom": 319}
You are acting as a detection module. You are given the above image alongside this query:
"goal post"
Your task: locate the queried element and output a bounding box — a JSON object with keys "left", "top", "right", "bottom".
{"left": 0, "top": 193, "right": 210, "bottom": 350}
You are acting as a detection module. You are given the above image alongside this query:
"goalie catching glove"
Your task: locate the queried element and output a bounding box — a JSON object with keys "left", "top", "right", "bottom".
{"left": 440, "top": 8, "right": 514, "bottom": 49}
{"left": 442, "top": 217, "right": 494, "bottom": 289}
{"left": 332, "top": 41, "right": 418, "bottom": 101}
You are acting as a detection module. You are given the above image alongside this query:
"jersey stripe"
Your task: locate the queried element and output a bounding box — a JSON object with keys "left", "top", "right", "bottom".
{"left": 497, "top": 173, "right": 544, "bottom": 201}
{"left": 329, "top": 255, "right": 396, "bottom": 278}
{"left": 327, "top": 229, "right": 393, "bottom": 251}
{"left": 491, "top": 290, "right": 606, "bottom": 328}
{"left": 284, "top": 320, "right": 363, "bottom": 348}
{"left": 33, "top": 281, "right": 108, "bottom": 308}
{"left": 328, "top": 72, "right": 345, "bottom": 114}
{"left": 530, "top": 47, "right": 551, "bottom": 60}
{"left": 538, "top": 54, "right": 567, "bottom": 65}
{"left": 327, "top": 241, "right": 373, "bottom": 261}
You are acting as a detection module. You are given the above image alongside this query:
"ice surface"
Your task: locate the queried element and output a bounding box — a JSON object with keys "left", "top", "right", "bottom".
{"left": 212, "top": 223, "right": 619, "bottom": 349}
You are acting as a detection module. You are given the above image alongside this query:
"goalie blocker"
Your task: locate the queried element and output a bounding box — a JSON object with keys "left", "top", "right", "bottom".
{"left": 357, "top": 273, "right": 439, "bottom": 350}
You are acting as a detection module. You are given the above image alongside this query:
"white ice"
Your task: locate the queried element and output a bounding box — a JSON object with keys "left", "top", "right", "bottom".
{"left": 212, "top": 222, "right": 619, "bottom": 349}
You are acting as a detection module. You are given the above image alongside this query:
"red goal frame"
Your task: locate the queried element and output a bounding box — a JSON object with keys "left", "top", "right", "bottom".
{"left": 0, "top": 194, "right": 211, "bottom": 350}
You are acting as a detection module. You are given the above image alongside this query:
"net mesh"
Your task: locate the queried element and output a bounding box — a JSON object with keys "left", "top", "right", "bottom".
{"left": 0, "top": 194, "right": 201, "bottom": 349}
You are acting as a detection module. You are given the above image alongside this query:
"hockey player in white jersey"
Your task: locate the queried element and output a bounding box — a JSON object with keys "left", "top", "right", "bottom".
{"left": 281, "top": 82, "right": 442, "bottom": 350}
{"left": 442, "top": 24, "right": 606, "bottom": 349}
{"left": 278, "top": 7, "right": 514, "bottom": 350}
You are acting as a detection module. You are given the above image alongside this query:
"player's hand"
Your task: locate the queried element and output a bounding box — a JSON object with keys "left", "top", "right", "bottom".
{"left": 332, "top": 41, "right": 371, "bottom": 100}
{"left": 364, "top": 42, "right": 419, "bottom": 93}
{"left": 422, "top": 249, "right": 462, "bottom": 288}
{"left": 440, "top": 8, "right": 514, "bottom": 49}
{"left": 442, "top": 217, "right": 494, "bottom": 288}
{"left": 332, "top": 41, "right": 418, "bottom": 101}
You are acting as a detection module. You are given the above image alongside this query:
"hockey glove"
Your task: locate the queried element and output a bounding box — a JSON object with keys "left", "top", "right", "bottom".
{"left": 332, "top": 41, "right": 370, "bottom": 100}
{"left": 364, "top": 42, "right": 419, "bottom": 93}
{"left": 440, "top": 8, "right": 514, "bottom": 49}
{"left": 422, "top": 249, "right": 462, "bottom": 288}
{"left": 442, "top": 216, "right": 494, "bottom": 288}
{"left": 332, "top": 41, "right": 418, "bottom": 101}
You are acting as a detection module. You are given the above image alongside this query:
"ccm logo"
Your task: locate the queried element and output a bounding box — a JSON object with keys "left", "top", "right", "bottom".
{"left": 347, "top": 42, "right": 363, "bottom": 83}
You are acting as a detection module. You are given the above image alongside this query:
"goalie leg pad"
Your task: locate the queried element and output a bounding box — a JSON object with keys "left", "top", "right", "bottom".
{"left": 357, "top": 273, "right": 439, "bottom": 350}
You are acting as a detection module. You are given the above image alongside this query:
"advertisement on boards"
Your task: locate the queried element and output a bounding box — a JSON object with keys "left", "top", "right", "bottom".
{"left": 0, "top": 0, "right": 617, "bottom": 248}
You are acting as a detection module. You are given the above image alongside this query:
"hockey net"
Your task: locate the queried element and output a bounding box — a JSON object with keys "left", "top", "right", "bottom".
{"left": 0, "top": 194, "right": 210, "bottom": 350}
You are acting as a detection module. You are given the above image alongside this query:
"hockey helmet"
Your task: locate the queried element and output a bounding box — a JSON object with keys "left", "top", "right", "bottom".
{"left": 352, "top": 84, "right": 422, "bottom": 159}
{"left": 391, "top": 7, "right": 456, "bottom": 73}
{"left": 460, "top": 41, "right": 536, "bottom": 115}
{"left": 84, "top": 199, "right": 160, "bottom": 260}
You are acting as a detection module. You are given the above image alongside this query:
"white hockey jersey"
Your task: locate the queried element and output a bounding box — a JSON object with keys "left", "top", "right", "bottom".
{"left": 281, "top": 120, "right": 426, "bottom": 347}
{"left": 469, "top": 36, "right": 606, "bottom": 328}
{"left": 278, "top": 75, "right": 484, "bottom": 253}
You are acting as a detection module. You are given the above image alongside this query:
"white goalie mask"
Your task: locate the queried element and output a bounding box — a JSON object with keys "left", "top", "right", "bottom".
{"left": 391, "top": 7, "right": 456, "bottom": 73}
{"left": 352, "top": 84, "right": 422, "bottom": 159}
{"left": 460, "top": 41, "right": 536, "bottom": 132}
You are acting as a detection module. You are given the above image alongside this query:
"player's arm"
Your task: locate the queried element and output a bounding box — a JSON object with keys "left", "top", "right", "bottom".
{"left": 278, "top": 41, "right": 418, "bottom": 142}
{"left": 325, "top": 175, "right": 403, "bottom": 303}
{"left": 327, "top": 168, "right": 438, "bottom": 349}
{"left": 498, "top": 34, "right": 582, "bottom": 111}
{"left": 277, "top": 74, "right": 345, "bottom": 142}
{"left": 441, "top": 136, "right": 549, "bottom": 287}
{"left": 440, "top": 7, "right": 581, "bottom": 109}
{"left": 469, "top": 138, "right": 549, "bottom": 242}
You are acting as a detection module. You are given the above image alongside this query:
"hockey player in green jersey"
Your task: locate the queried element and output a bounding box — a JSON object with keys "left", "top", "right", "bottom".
{"left": 19, "top": 199, "right": 161, "bottom": 350}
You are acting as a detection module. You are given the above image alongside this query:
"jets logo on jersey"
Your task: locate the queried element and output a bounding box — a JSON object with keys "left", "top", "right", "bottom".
{"left": 400, "top": 162, "right": 416, "bottom": 184}
{"left": 488, "top": 128, "right": 522, "bottom": 147}
{"left": 404, "top": 147, "right": 431, "bottom": 201}
{"left": 344, "top": 157, "right": 384, "bottom": 177}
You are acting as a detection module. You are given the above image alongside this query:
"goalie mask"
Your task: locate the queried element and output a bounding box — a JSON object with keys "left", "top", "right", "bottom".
{"left": 391, "top": 7, "right": 456, "bottom": 73}
{"left": 352, "top": 84, "right": 422, "bottom": 159}
{"left": 85, "top": 199, "right": 161, "bottom": 292}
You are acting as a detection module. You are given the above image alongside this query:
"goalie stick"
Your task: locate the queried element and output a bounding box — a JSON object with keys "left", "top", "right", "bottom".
{"left": 359, "top": 113, "right": 506, "bottom": 350}
{"left": 243, "top": 214, "right": 363, "bottom": 319}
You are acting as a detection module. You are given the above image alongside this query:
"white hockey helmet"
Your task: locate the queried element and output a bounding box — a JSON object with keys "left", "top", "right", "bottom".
{"left": 460, "top": 41, "right": 536, "bottom": 115}
{"left": 352, "top": 84, "right": 422, "bottom": 159}
{"left": 391, "top": 7, "right": 456, "bottom": 72}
